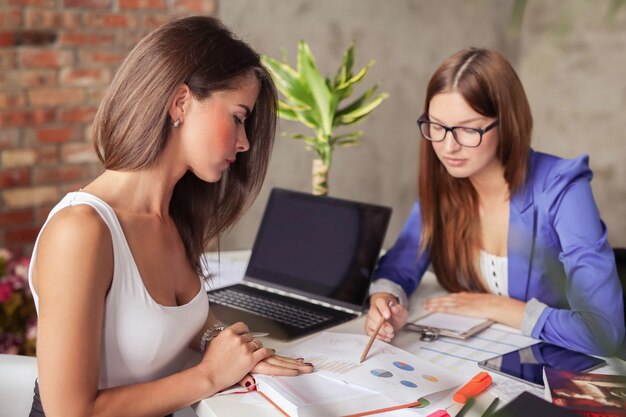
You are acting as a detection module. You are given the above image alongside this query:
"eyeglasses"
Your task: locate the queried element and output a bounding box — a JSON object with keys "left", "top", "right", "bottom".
{"left": 416, "top": 113, "right": 499, "bottom": 148}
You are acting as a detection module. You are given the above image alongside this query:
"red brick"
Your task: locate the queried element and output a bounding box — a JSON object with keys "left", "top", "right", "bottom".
{"left": 0, "top": 168, "right": 30, "bottom": 187}
{"left": 0, "top": 92, "right": 26, "bottom": 110}
{"left": 29, "top": 87, "right": 85, "bottom": 107}
{"left": 60, "top": 67, "right": 111, "bottom": 86}
{"left": 79, "top": 50, "right": 128, "bottom": 65}
{"left": 0, "top": 69, "right": 57, "bottom": 88}
{"left": 33, "top": 165, "right": 88, "bottom": 184}
{"left": 0, "top": 109, "right": 56, "bottom": 127}
{"left": 6, "top": 0, "right": 56, "bottom": 6}
{"left": 0, "top": 51, "right": 17, "bottom": 69}
{"left": 24, "top": 10, "right": 83, "bottom": 30}
{"left": 0, "top": 9, "right": 23, "bottom": 29}
{"left": 63, "top": 0, "right": 112, "bottom": 8}
{"left": 6, "top": 226, "right": 41, "bottom": 244}
{"left": 19, "top": 49, "right": 74, "bottom": 68}
{"left": 0, "top": 209, "right": 34, "bottom": 228}
{"left": 61, "top": 142, "right": 98, "bottom": 163}
{"left": 174, "top": 0, "right": 215, "bottom": 13}
{"left": 35, "top": 146, "right": 58, "bottom": 164}
{"left": 59, "top": 31, "right": 115, "bottom": 47}
{"left": 61, "top": 107, "right": 97, "bottom": 123}
{"left": 120, "top": 0, "right": 166, "bottom": 9}
{"left": 0, "top": 32, "right": 15, "bottom": 47}
{"left": 35, "top": 127, "right": 77, "bottom": 143}
{"left": 5, "top": 30, "right": 58, "bottom": 47}
{"left": 85, "top": 13, "right": 135, "bottom": 28}
{"left": 0, "top": 129, "right": 21, "bottom": 149}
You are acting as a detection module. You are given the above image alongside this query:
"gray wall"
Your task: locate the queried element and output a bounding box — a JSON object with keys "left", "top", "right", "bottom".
{"left": 216, "top": 0, "right": 626, "bottom": 251}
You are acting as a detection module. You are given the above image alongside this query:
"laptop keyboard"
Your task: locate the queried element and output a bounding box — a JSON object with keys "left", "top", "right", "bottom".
{"left": 207, "top": 288, "right": 332, "bottom": 329}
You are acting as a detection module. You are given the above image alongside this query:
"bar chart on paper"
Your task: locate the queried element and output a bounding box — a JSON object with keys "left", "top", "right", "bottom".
{"left": 306, "top": 356, "right": 364, "bottom": 374}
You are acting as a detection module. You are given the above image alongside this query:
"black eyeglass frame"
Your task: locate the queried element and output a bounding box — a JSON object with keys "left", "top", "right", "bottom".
{"left": 416, "top": 113, "right": 499, "bottom": 148}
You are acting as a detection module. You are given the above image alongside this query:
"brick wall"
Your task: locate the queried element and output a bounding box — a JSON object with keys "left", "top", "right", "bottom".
{"left": 0, "top": 0, "right": 216, "bottom": 255}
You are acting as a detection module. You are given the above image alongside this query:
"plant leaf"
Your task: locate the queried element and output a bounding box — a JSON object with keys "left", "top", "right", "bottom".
{"left": 336, "top": 93, "right": 389, "bottom": 125}
{"left": 299, "top": 41, "right": 333, "bottom": 136}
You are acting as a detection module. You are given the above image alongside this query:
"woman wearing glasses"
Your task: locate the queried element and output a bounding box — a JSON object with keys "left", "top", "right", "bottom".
{"left": 365, "top": 48, "right": 624, "bottom": 356}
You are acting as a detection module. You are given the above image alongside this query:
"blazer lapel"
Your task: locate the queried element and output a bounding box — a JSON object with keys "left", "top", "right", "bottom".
{"left": 508, "top": 163, "right": 537, "bottom": 301}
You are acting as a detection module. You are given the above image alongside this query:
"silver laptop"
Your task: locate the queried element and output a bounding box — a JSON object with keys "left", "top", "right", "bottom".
{"left": 207, "top": 188, "right": 392, "bottom": 340}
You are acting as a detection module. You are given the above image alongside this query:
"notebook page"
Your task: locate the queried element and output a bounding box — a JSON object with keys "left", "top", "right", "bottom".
{"left": 414, "top": 312, "right": 487, "bottom": 332}
{"left": 258, "top": 373, "right": 374, "bottom": 406}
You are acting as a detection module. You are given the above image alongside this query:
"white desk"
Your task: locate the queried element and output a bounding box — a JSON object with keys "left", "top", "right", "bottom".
{"left": 193, "top": 252, "right": 625, "bottom": 417}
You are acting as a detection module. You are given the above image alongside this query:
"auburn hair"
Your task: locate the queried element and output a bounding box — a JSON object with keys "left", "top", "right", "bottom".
{"left": 92, "top": 16, "right": 277, "bottom": 277}
{"left": 418, "top": 48, "right": 532, "bottom": 292}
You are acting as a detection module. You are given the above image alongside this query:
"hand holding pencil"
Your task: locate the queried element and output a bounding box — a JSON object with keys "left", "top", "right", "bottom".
{"left": 361, "top": 297, "right": 406, "bottom": 362}
{"left": 363, "top": 293, "right": 408, "bottom": 343}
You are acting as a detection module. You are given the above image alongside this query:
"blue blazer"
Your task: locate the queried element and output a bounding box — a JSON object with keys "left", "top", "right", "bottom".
{"left": 374, "top": 150, "right": 625, "bottom": 355}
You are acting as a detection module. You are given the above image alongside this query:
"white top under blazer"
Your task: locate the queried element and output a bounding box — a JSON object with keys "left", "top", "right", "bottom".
{"left": 29, "top": 191, "right": 209, "bottom": 389}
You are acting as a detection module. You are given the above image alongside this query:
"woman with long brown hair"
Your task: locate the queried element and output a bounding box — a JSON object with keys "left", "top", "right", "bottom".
{"left": 365, "top": 48, "right": 624, "bottom": 356}
{"left": 28, "top": 16, "right": 312, "bottom": 417}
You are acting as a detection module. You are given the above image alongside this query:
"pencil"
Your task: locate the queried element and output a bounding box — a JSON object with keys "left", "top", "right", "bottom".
{"left": 360, "top": 317, "right": 385, "bottom": 363}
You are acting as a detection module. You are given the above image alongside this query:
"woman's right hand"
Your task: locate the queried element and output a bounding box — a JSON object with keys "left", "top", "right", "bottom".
{"left": 199, "top": 322, "right": 273, "bottom": 391}
{"left": 364, "top": 292, "right": 408, "bottom": 342}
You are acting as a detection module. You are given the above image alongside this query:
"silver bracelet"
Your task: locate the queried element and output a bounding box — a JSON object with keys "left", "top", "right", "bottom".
{"left": 200, "top": 325, "right": 225, "bottom": 353}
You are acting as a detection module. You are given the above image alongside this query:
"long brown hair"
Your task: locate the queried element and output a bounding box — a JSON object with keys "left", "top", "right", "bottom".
{"left": 92, "top": 16, "right": 277, "bottom": 277}
{"left": 418, "top": 48, "right": 532, "bottom": 292}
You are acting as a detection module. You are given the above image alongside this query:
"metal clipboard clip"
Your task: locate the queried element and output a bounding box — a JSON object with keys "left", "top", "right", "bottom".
{"left": 404, "top": 323, "right": 441, "bottom": 342}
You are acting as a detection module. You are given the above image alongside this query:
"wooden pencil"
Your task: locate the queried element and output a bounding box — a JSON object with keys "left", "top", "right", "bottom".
{"left": 360, "top": 317, "right": 385, "bottom": 363}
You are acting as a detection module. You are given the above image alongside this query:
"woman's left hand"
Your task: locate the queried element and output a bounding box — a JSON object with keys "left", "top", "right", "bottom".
{"left": 238, "top": 353, "right": 314, "bottom": 389}
{"left": 423, "top": 292, "right": 525, "bottom": 328}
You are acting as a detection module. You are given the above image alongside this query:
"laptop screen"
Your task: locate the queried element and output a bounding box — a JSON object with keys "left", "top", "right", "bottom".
{"left": 245, "top": 188, "right": 391, "bottom": 309}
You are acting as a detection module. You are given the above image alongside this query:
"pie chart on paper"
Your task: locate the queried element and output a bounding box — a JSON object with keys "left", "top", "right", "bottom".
{"left": 370, "top": 369, "right": 393, "bottom": 378}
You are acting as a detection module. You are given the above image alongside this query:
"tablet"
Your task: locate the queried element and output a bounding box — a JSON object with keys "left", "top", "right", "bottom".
{"left": 477, "top": 342, "right": 606, "bottom": 388}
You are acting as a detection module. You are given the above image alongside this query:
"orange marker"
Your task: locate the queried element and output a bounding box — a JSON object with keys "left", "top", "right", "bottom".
{"left": 453, "top": 371, "right": 492, "bottom": 403}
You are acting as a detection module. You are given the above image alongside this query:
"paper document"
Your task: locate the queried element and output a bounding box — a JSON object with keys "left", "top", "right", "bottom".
{"left": 277, "top": 332, "right": 464, "bottom": 404}
{"left": 255, "top": 372, "right": 420, "bottom": 417}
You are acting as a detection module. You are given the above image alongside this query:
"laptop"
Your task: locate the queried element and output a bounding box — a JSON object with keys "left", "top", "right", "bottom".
{"left": 207, "top": 188, "right": 392, "bottom": 340}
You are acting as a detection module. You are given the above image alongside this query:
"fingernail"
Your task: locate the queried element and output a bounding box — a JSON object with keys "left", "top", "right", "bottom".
{"left": 245, "top": 381, "right": 251, "bottom": 387}
{"left": 304, "top": 362, "right": 314, "bottom": 367}
{"left": 383, "top": 312, "right": 390, "bottom": 319}
{"left": 297, "top": 357, "right": 304, "bottom": 361}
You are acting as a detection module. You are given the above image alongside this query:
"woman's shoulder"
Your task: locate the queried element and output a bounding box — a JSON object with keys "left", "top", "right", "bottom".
{"left": 39, "top": 203, "right": 111, "bottom": 250}
{"left": 529, "top": 150, "right": 593, "bottom": 192}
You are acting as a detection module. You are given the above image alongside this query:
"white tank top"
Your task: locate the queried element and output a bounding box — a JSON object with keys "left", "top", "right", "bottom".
{"left": 28, "top": 191, "right": 209, "bottom": 389}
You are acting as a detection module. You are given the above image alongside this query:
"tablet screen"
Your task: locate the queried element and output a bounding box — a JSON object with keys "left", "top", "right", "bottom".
{"left": 478, "top": 342, "right": 606, "bottom": 387}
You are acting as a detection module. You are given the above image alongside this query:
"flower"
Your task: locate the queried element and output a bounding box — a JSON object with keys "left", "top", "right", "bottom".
{"left": 0, "top": 248, "right": 37, "bottom": 356}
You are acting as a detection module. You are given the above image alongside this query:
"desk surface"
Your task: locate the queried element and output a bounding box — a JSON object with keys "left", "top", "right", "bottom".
{"left": 193, "top": 252, "right": 625, "bottom": 417}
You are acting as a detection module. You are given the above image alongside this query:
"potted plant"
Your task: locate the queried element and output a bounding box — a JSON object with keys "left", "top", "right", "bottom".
{"left": 262, "top": 41, "right": 388, "bottom": 195}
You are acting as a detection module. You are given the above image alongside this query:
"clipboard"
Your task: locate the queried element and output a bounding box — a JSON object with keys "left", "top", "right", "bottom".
{"left": 404, "top": 312, "right": 494, "bottom": 341}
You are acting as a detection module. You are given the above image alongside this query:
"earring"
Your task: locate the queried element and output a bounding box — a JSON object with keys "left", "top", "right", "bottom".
{"left": 172, "top": 119, "right": 182, "bottom": 128}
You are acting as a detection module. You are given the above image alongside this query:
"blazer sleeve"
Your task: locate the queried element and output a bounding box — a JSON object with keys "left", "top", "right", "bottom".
{"left": 371, "top": 201, "right": 430, "bottom": 297}
{"left": 530, "top": 155, "right": 625, "bottom": 356}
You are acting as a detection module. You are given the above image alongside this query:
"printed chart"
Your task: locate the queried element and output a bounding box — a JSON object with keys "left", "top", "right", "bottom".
{"left": 278, "top": 332, "right": 464, "bottom": 403}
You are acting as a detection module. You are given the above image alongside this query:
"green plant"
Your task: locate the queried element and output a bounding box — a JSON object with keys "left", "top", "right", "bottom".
{"left": 262, "top": 41, "right": 388, "bottom": 195}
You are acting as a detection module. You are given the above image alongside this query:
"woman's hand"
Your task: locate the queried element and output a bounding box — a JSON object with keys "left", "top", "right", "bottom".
{"left": 364, "top": 292, "right": 408, "bottom": 342}
{"left": 200, "top": 322, "right": 273, "bottom": 391}
{"left": 251, "top": 354, "right": 314, "bottom": 376}
{"left": 423, "top": 292, "right": 525, "bottom": 328}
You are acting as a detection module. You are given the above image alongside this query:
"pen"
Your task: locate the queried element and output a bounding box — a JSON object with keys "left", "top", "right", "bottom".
{"left": 453, "top": 371, "right": 492, "bottom": 403}
{"left": 455, "top": 397, "right": 475, "bottom": 417}
{"left": 480, "top": 396, "right": 499, "bottom": 417}
{"left": 360, "top": 300, "right": 394, "bottom": 363}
